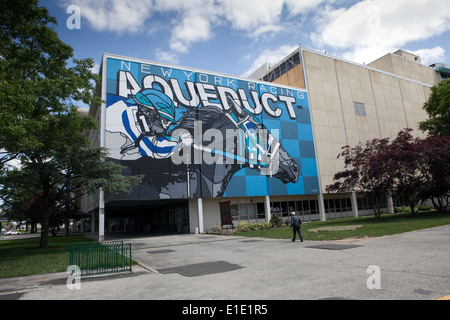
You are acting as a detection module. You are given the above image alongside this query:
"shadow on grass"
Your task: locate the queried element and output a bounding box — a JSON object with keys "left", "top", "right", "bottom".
{"left": 0, "top": 235, "right": 94, "bottom": 279}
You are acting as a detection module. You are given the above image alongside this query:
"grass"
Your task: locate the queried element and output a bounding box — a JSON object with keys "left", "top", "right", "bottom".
{"left": 233, "top": 210, "right": 450, "bottom": 241}
{"left": 0, "top": 235, "right": 94, "bottom": 279}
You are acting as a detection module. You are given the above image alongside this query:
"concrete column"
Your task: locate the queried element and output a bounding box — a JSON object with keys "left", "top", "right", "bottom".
{"left": 197, "top": 197, "right": 204, "bottom": 233}
{"left": 99, "top": 189, "right": 105, "bottom": 242}
{"left": 318, "top": 193, "right": 326, "bottom": 221}
{"left": 264, "top": 195, "right": 271, "bottom": 223}
{"left": 351, "top": 191, "right": 359, "bottom": 217}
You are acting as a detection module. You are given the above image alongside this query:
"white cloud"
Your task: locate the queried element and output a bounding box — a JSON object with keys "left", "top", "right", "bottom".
{"left": 251, "top": 24, "right": 284, "bottom": 39}
{"left": 154, "top": 0, "right": 222, "bottom": 54}
{"left": 284, "top": 0, "right": 328, "bottom": 16}
{"left": 170, "top": 14, "right": 215, "bottom": 53}
{"left": 67, "top": 0, "right": 309, "bottom": 54}
{"left": 410, "top": 46, "right": 446, "bottom": 66}
{"left": 155, "top": 49, "right": 179, "bottom": 65}
{"left": 67, "top": 0, "right": 153, "bottom": 33}
{"left": 61, "top": 0, "right": 449, "bottom": 70}
{"left": 310, "top": 0, "right": 450, "bottom": 65}
{"left": 166, "top": 0, "right": 288, "bottom": 53}
{"left": 218, "top": 0, "right": 284, "bottom": 32}
{"left": 241, "top": 45, "right": 299, "bottom": 77}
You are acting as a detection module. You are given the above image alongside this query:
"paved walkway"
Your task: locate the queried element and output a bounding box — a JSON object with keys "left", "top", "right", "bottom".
{"left": 1, "top": 225, "right": 449, "bottom": 300}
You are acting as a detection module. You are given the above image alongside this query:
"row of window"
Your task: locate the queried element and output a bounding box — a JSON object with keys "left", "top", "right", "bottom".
{"left": 230, "top": 195, "right": 389, "bottom": 222}
{"left": 231, "top": 199, "right": 321, "bottom": 221}
{"left": 271, "top": 200, "right": 319, "bottom": 217}
{"left": 231, "top": 203, "right": 265, "bottom": 221}
{"left": 324, "top": 198, "right": 352, "bottom": 213}
{"left": 263, "top": 52, "right": 301, "bottom": 82}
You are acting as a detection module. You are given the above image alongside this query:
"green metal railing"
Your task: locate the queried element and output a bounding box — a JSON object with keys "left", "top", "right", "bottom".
{"left": 69, "top": 241, "right": 132, "bottom": 276}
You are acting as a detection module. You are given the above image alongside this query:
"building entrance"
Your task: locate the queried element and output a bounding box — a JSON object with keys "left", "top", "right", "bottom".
{"left": 105, "top": 199, "right": 189, "bottom": 234}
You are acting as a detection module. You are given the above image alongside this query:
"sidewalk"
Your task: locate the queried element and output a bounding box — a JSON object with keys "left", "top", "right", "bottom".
{"left": 1, "top": 226, "right": 449, "bottom": 300}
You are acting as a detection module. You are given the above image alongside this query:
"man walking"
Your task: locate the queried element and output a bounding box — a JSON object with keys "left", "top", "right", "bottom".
{"left": 291, "top": 212, "right": 303, "bottom": 242}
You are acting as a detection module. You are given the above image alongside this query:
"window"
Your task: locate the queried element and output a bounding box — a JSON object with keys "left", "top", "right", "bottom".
{"left": 263, "top": 52, "right": 301, "bottom": 82}
{"left": 302, "top": 200, "right": 310, "bottom": 214}
{"left": 288, "top": 201, "right": 296, "bottom": 214}
{"left": 281, "top": 202, "right": 289, "bottom": 217}
{"left": 248, "top": 203, "right": 257, "bottom": 220}
{"left": 357, "top": 197, "right": 371, "bottom": 211}
{"left": 324, "top": 198, "right": 352, "bottom": 214}
{"left": 353, "top": 102, "right": 366, "bottom": 117}
{"left": 232, "top": 202, "right": 265, "bottom": 221}
{"left": 257, "top": 203, "right": 265, "bottom": 219}
{"left": 231, "top": 204, "right": 239, "bottom": 220}
{"left": 310, "top": 200, "right": 318, "bottom": 215}
{"left": 239, "top": 203, "right": 248, "bottom": 220}
{"left": 271, "top": 202, "right": 281, "bottom": 217}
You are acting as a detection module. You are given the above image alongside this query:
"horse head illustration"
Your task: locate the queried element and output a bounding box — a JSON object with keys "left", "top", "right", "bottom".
{"left": 170, "top": 98, "right": 300, "bottom": 197}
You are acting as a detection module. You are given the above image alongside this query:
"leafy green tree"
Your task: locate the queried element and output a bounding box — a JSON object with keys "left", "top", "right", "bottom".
{"left": 0, "top": 0, "right": 141, "bottom": 248}
{"left": 416, "top": 135, "right": 450, "bottom": 211}
{"left": 419, "top": 78, "right": 450, "bottom": 137}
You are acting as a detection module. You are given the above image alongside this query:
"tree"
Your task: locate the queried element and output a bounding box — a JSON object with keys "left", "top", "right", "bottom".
{"left": 327, "top": 129, "right": 450, "bottom": 216}
{"left": 0, "top": 0, "right": 142, "bottom": 248}
{"left": 0, "top": 0, "right": 80, "bottom": 156}
{"left": 326, "top": 137, "right": 390, "bottom": 219}
{"left": 379, "top": 129, "right": 425, "bottom": 214}
{"left": 419, "top": 78, "right": 450, "bottom": 137}
{"left": 5, "top": 192, "right": 78, "bottom": 236}
{"left": 416, "top": 135, "right": 450, "bottom": 211}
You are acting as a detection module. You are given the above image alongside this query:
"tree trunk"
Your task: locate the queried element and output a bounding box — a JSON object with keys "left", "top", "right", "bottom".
{"left": 39, "top": 180, "right": 51, "bottom": 249}
{"left": 432, "top": 195, "right": 449, "bottom": 212}
{"left": 371, "top": 193, "right": 382, "bottom": 219}
{"left": 39, "top": 208, "right": 49, "bottom": 248}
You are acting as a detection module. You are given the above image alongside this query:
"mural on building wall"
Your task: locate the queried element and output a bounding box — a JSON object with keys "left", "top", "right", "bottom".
{"left": 104, "top": 57, "right": 319, "bottom": 199}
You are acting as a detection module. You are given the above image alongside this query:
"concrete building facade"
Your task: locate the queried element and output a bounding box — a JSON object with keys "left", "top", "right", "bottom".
{"left": 82, "top": 47, "right": 445, "bottom": 239}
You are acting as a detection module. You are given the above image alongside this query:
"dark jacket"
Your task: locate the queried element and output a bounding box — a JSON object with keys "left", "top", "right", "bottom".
{"left": 291, "top": 216, "right": 302, "bottom": 228}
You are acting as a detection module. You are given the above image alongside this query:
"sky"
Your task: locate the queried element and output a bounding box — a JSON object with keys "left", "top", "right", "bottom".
{"left": 40, "top": 0, "right": 450, "bottom": 81}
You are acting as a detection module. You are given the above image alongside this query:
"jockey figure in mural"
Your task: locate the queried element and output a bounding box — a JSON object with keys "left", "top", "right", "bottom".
{"left": 121, "top": 89, "right": 180, "bottom": 159}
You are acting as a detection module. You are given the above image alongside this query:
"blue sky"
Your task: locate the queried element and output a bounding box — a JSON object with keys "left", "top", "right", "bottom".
{"left": 40, "top": 0, "right": 450, "bottom": 80}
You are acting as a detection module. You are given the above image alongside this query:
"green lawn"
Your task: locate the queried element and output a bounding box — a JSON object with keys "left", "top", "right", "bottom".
{"left": 233, "top": 211, "right": 450, "bottom": 241}
{"left": 0, "top": 235, "right": 94, "bottom": 279}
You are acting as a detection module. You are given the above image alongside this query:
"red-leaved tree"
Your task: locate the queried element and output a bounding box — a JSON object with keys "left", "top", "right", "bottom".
{"left": 327, "top": 129, "right": 450, "bottom": 216}
{"left": 326, "top": 136, "right": 391, "bottom": 219}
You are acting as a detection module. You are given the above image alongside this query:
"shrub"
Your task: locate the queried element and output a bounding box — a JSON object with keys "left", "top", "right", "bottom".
{"left": 270, "top": 215, "right": 282, "bottom": 227}
{"left": 396, "top": 205, "right": 429, "bottom": 213}
{"left": 237, "top": 221, "right": 251, "bottom": 232}
{"left": 237, "top": 221, "right": 272, "bottom": 232}
{"left": 395, "top": 206, "right": 411, "bottom": 213}
{"left": 260, "top": 222, "right": 272, "bottom": 230}
{"left": 210, "top": 225, "right": 222, "bottom": 232}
